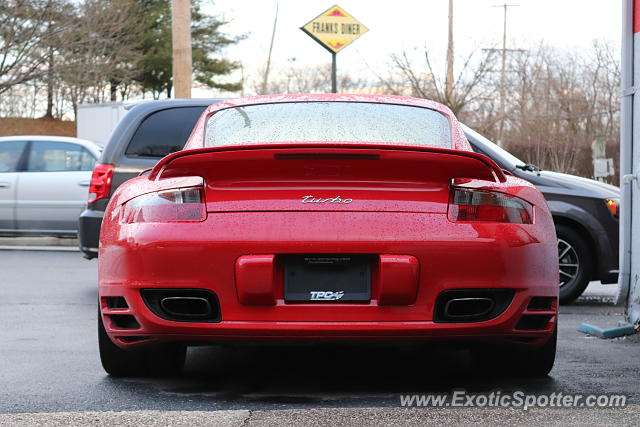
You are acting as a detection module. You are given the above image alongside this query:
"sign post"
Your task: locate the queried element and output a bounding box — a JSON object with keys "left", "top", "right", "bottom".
{"left": 301, "top": 5, "right": 368, "bottom": 93}
{"left": 331, "top": 52, "right": 337, "bottom": 93}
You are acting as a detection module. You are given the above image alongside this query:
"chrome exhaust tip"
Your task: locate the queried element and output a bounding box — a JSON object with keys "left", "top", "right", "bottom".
{"left": 160, "top": 296, "right": 213, "bottom": 319}
{"left": 444, "top": 297, "right": 495, "bottom": 319}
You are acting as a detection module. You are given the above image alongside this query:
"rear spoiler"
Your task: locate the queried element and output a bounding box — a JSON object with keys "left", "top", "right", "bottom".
{"left": 149, "top": 143, "right": 506, "bottom": 183}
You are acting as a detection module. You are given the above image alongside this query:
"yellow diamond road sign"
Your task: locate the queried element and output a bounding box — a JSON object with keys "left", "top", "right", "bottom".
{"left": 301, "top": 5, "right": 369, "bottom": 54}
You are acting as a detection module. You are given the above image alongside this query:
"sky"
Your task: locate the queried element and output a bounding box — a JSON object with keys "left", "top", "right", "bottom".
{"left": 202, "top": 0, "right": 622, "bottom": 94}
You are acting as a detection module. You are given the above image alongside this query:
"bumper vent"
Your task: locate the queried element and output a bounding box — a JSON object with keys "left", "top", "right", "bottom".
{"left": 515, "top": 314, "right": 553, "bottom": 331}
{"left": 106, "top": 296, "right": 128, "bottom": 309}
{"left": 116, "top": 336, "right": 151, "bottom": 343}
{"left": 527, "top": 297, "right": 556, "bottom": 311}
{"left": 108, "top": 314, "right": 140, "bottom": 330}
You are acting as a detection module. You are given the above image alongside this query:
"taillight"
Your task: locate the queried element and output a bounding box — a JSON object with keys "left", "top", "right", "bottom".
{"left": 605, "top": 198, "right": 619, "bottom": 218}
{"left": 88, "top": 163, "right": 115, "bottom": 204}
{"left": 448, "top": 187, "right": 534, "bottom": 224}
{"left": 122, "top": 187, "right": 205, "bottom": 223}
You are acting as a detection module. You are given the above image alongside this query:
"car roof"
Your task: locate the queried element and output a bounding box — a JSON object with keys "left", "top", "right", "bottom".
{"left": 126, "top": 98, "right": 223, "bottom": 114}
{"left": 0, "top": 135, "right": 101, "bottom": 146}
{"left": 0, "top": 135, "right": 103, "bottom": 155}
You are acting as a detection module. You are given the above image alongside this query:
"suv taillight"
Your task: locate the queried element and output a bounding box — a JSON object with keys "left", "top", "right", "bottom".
{"left": 605, "top": 198, "right": 619, "bottom": 218}
{"left": 88, "top": 163, "right": 115, "bottom": 204}
{"left": 448, "top": 187, "right": 534, "bottom": 224}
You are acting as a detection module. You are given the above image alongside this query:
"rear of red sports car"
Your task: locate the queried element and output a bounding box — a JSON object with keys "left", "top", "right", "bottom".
{"left": 98, "top": 95, "right": 558, "bottom": 377}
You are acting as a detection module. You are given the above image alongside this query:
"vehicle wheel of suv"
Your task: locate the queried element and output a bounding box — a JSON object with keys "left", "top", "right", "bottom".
{"left": 98, "top": 311, "right": 186, "bottom": 377}
{"left": 556, "top": 224, "right": 593, "bottom": 304}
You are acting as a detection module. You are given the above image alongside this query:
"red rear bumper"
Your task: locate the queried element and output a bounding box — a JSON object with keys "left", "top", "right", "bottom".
{"left": 98, "top": 212, "right": 558, "bottom": 348}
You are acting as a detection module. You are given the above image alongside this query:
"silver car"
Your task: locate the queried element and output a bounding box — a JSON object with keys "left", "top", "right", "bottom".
{"left": 0, "top": 135, "right": 101, "bottom": 236}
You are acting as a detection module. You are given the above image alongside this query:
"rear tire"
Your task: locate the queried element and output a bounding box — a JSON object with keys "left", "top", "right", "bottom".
{"left": 98, "top": 311, "right": 186, "bottom": 377}
{"left": 516, "top": 326, "right": 557, "bottom": 377}
{"left": 472, "top": 326, "right": 557, "bottom": 378}
{"left": 556, "top": 224, "right": 592, "bottom": 305}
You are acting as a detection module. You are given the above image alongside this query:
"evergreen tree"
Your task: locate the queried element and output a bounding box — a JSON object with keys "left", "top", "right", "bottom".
{"left": 135, "top": 0, "right": 243, "bottom": 98}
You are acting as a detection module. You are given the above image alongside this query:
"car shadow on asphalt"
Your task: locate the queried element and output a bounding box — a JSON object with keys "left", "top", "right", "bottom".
{"left": 116, "top": 342, "right": 557, "bottom": 405}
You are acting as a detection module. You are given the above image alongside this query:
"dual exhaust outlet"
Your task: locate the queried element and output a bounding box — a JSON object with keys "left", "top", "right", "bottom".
{"left": 160, "top": 296, "right": 213, "bottom": 320}
{"left": 143, "top": 289, "right": 513, "bottom": 324}
{"left": 141, "top": 289, "right": 221, "bottom": 323}
{"left": 159, "top": 296, "right": 497, "bottom": 320}
{"left": 435, "top": 289, "right": 514, "bottom": 323}
{"left": 443, "top": 297, "right": 495, "bottom": 320}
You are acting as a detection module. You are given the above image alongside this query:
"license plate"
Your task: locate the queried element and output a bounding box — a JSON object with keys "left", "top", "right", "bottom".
{"left": 284, "top": 255, "right": 372, "bottom": 302}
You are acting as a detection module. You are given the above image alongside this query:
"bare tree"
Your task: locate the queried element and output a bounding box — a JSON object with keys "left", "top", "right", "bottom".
{"left": 380, "top": 41, "right": 618, "bottom": 181}
{"left": 490, "top": 41, "right": 620, "bottom": 180}
{"left": 57, "top": 0, "right": 142, "bottom": 118}
{"left": 384, "top": 47, "right": 498, "bottom": 116}
{"left": 41, "top": 0, "right": 76, "bottom": 118}
{"left": 254, "top": 63, "right": 369, "bottom": 95}
{"left": 0, "top": 0, "right": 69, "bottom": 95}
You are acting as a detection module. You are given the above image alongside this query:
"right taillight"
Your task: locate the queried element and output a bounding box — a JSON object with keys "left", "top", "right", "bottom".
{"left": 88, "top": 163, "right": 115, "bottom": 204}
{"left": 448, "top": 187, "right": 534, "bottom": 224}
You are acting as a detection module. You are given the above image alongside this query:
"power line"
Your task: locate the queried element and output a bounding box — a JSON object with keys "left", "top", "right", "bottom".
{"left": 492, "top": 3, "right": 519, "bottom": 147}
{"left": 261, "top": 2, "right": 279, "bottom": 95}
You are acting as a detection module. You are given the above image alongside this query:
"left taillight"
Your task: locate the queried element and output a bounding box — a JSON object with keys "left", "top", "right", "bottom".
{"left": 448, "top": 187, "right": 534, "bottom": 224}
{"left": 122, "top": 187, "right": 206, "bottom": 223}
{"left": 88, "top": 163, "right": 115, "bottom": 204}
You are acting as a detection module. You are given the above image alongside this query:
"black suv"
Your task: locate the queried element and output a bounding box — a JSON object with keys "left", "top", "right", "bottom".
{"left": 79, "top": 99, "right": 219, "bottom": 257}
{"left": 463, "top": 125, "right": 619, "bottom": 303}
{"left": 79, "top": 100, "right": 619, "bottom": 304}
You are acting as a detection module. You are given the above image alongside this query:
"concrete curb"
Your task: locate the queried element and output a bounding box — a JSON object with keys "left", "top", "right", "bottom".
{"left": 0, "top": 410, "right": 250, "bottom": 427}
{"left": 0, "top": 246, "right": 79, "bottom": 252}
{"left": 0, "top": 237, "right": 78, "bottom": 247}
{"left": 1, "top": 407, "right": 640, "bottom": 426}
{"left": 578, "top": 321, "right": 637, "bottom": 339}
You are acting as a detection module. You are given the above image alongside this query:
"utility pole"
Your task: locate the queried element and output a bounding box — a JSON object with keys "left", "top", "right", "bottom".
{"left": 445, "top": 0, "right": 454, "bottom": 100}
{"left": 171, "top": 0, "right": 192, "bottom": 98}
{"left": 261, "top": 2, "right": 279, "bottom": 95}
{"left": 493, "top": 3, "right": 518, "bottom": 147}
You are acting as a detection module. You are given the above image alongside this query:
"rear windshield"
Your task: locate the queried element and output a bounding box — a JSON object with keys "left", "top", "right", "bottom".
{"left": 204, "top": 102, "right": 451, "bottom": 148}
{"left": 126, "top": 106, "right": 206, "bottom": 158}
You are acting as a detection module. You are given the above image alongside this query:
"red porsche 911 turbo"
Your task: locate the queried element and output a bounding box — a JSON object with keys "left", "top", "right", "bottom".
{"left": 98, "top": 94, "right": 558, "bottom": 377}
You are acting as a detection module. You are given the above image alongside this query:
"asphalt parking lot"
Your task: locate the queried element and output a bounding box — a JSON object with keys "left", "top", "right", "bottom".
{"left": 0, "top": 249, "right": 638, "bottom": 424}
